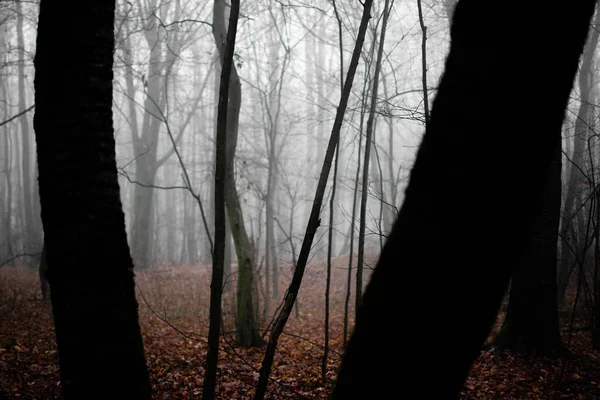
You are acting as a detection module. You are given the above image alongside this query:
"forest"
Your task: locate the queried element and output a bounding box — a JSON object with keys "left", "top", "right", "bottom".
{"left": 2, "top": 0, "right": 600, "bottom": 398}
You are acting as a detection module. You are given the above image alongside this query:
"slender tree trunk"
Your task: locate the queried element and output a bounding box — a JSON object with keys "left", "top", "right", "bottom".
{"left": 332, "top": 2, "right": 595, "bottom": 398}
{"left": 131, "top": 165, "right": 157, "bottom": 268}
{"left": 356, "top": 0, "right": 390, "bottom": 311}
{"left": 34, "top": 2, "right": 151, "bottom": 397}
{"left": 203, "top": 0, "right": 239, "bottom": 397}
{"left": 342, "top": 27, "right": 377, "bottom": 348}
{"left": 417, "top": 0, "right": 430, "bottom": 126}
{"left": 383, "top": 82, "right": 398, "bottom": 231}
{"left": 212, "top": 0, "right": 264, "bottom": 348}
{"left": 266, "top": 164, "right": 279, "bottom": 299}
{"left": 323, "top": 0, "right": 345, "bottom": 380}
{"left": 253, "top": 1, "right": 374, "bottom": 397}
{"left": 594, "top": 169, "right": 600, "bottom": 349}
{"left": 1, "top": 76, "right": 13, "bottom": 262}
{"left": 265, "top": 33, "right": 285, "bottom": 299}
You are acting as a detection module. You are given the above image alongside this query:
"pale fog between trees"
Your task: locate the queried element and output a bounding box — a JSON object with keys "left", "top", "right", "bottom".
{"left": 2, "top": 0, "right": 455, "bottom": 271}
{"left": 3, "top": 0, "right": 600, "bottom": 355}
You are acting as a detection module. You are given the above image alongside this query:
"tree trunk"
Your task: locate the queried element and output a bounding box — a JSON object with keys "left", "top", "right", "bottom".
{"left": 33, "top": 1, "right": 151, "bottom": 398}
{"left": 0, "top": 75, "right": 13, "bottom": 262}
{"left": 203, "top": 0, "right": 239, "bottom": 397}
{"left": 253, "top": 1, "right": 374, "bottom": 397}
{"left": 212, "top": 0, "right": 264, "bottom": 348}
{"left": 495, "top": 129, "right": 566, "bottom": 356}
{"left": 39, "top": 242, "right": 49, "bottom": 300}
{"left": 356, "top": 0, "right": 390, "bottom": 312}
{"left": 323, "top": 0, "right": 345, "bottom": 380}
{"left": 342, "top": 29, "right": 376, "bottom": 348}
{"left": 331, "top": 2, "right": 595, "bottom": 398}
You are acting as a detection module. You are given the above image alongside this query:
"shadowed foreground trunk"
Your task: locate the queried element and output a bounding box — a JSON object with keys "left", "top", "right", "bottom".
{"left": 331, "top": 1, "right": 595, "bottom": 398}
{"left": 495, "top": 136, "right": 566, "bottom": 355}
{"left": 34, "top": 2, "right": 151, "bottom": 398}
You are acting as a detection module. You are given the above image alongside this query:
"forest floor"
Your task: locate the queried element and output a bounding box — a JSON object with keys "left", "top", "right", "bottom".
{"left": 1, "top": 256, "right": 600, "bottom": 399}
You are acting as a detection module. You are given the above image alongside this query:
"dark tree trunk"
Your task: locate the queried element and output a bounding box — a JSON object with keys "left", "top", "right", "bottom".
{"left": 356, "top": 0, "right": 390, "bottom": 312}
{"left": 39, "top": 242, "right": 48, "bottom": 300}
{"left": 331, "top": 1, "right": 595, "bottom": 398}
{"left": 203, "top": 0, "right": 239, "bottom": 397}
{"left": 252, "top": 1, "right": 375, "bottom": 398}
{"left": 212, "top": 0, "right": 263, "bottom": 348}
{"left": 495, "top": 131, "right": 566, "bottom": 356}
{"left": 34, "top": 2, "right": 152, "bottom": 398}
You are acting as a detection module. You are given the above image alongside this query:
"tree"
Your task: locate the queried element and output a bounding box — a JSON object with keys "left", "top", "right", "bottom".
{"left": 356, "top": 0, "right": 391, "bottom": 312}
{"left": 494, "top": 128, "right": 566, "bottom": 355}
{"left": 203, "top": 0, "right": 240, "bottom": 397}
{"left": 33, "top": 1, "right": 151, "bottom": 398}
{"left": 253, "top": 0, "right": 375, "bottom": 398}
{"left": 324, "top": 0, "right": 345, "bottom": 380}
{"left": 212, "top": 0, "right": 264, "bottom": 347}
{"left": 331, "top": 1, "right": 596, "bottom": 398}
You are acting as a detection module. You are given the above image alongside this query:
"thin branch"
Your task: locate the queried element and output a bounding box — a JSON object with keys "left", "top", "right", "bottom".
{"left": 0, "top": 104, "right": 34, "bottom": 128}
{"left": 0, "top": 252, "right": 41, "bottom": 268}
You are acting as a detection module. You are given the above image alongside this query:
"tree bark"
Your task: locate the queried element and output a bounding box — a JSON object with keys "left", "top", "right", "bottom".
{"left": 331, "top": 1, "right": 595, "bottom": 398}
{"left": 203, "top": 1, "right": 239, "bottom": 397}
{"left": 34, "top": 1, "right": 151, "bottom": 398}
{"left": 212, "top": 0, "right": 264, "bottom": 348}
{"left": 253, "top": 1, "right": 374, "bottom": 398}
{"left": 495, "top": 130, "right": 566, "bottom": 356}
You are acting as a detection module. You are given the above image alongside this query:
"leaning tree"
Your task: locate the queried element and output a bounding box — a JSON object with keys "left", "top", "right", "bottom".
{"left": 332, "top": 0, "right": 597, "bottom": 398}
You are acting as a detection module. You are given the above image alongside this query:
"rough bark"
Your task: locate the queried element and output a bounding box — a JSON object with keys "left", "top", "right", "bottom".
{"left": 34, "top": 2, "right": 151, "bottom": 398}
{"left": 495, "top": 131, "right": 566, "bottom": 356}
{"left": 331, "top": 1, "right": 595, "bottom": 398}
{"left": 212, "top": 0, "right": 264, "bottom": 348}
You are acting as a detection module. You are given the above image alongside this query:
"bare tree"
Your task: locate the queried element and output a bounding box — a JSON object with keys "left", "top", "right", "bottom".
{"left": 203, "top": 0, "right": 240, "bottom": 397}
{"left": 356, "top": 0, "right": 391, "bottom": 312}
{"left": 33, "top": 1, "right": 151, "bottom": 397}
{"left": 212, "top": 0, "right": 264, "bottom": 348}
{"left": 332, "top": 1, "right": 595, "bottom": 397}
{"left": 253, "top": 0, "right": 374, "bottom": 397}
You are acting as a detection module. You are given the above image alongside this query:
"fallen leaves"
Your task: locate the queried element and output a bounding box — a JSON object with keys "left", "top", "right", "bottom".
{"left": 2, "top": 260, "right": 600, "bottom": 399}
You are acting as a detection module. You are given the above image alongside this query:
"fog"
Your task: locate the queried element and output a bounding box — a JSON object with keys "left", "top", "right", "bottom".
{"left": 0, "top": 0, "right": 456, "bottom": 270}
